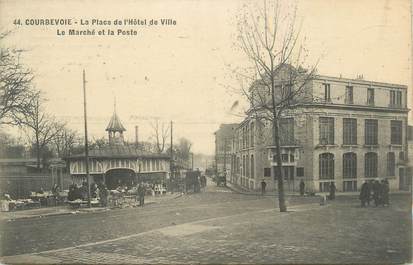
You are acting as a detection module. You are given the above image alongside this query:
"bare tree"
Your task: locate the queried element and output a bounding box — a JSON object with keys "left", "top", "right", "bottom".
{"left": 54, "top": 125, "right": 79, "bottom": 158}
{"left": 235, "top": 0, "right": 317, "bottom": 212}
{"left": 19, "top": 94, "right": 65, "bottom": 170}
{"left": 175, "top": 137, "right": 192, "bottom": 169}
{"left": 150, "top": 119, "right": 170, "bottom": 154}
{"left": 0, "top": 32, "right": 37, "bottom": 125}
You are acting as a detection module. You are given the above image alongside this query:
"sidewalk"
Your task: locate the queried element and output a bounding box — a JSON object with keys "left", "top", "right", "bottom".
{"left": 225, "top": 181, "right": 411, "bottom": 197}
{"left": 0, "top": 192, "right": 182, "bottom": 221}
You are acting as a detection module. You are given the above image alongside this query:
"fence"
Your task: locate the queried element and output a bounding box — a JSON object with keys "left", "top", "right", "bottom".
{"left": 0, "top": 173, "right": 72, "bottom": 199}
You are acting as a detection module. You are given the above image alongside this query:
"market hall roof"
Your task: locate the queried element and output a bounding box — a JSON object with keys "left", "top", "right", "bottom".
{"left": 105, "top": 111, "right": 126, "bottom": 132}
{"left": 65, "top": 145, "right": 169, "bottom": 160}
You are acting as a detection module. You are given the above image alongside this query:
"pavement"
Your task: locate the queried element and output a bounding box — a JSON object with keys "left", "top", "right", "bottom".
{"left": 226, "top": 181, "right": 411, "bottom": 197}
{"left": 0, "top": 192, "right": 183, "bottom": 221}
{"left": 0, "top": 183, "right": 411, "bottom": 264}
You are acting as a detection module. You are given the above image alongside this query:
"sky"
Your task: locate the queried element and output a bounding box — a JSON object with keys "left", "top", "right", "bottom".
{"left": 0, "top": 0, "right": 411, "bottom": 155}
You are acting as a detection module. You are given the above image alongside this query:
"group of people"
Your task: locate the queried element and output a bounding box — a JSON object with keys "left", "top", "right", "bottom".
{"left": 68, "top": 181, "right": 110, "bottom": 207}
{"left": 359, "top": 179, "right": 390, "bottom": 207}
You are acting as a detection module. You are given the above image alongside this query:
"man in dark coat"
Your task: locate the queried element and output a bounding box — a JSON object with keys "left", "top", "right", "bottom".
{"left": 372, "top": 180, "right": 381, "bottom": 207}
{"left": 299, "top": 180, "right": 305, "bottom": 196}
{"left": 381, "top": 179, "right": 390, "bottom": 206}
{"left": 261, "top": 179, "right": 267, "bottom": 195}
{"left": 138, "top": 182, "right": 146, "bottom": 207}
{"left": 329, "top": 182, "right": 336, "bottom": 200}
{"left": 359, "top": 181, "right": 370, "bottom": 207}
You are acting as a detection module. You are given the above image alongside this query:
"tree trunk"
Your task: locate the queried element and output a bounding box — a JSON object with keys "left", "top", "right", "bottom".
{"left": 273, "top": 118, "right": 287, "bottom": 212}
{"left": 36, "top": 134, "right": 41, "bottom": 171}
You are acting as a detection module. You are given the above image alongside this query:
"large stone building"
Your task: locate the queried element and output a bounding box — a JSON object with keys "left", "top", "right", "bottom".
{"left": 65, "top": 109, "right": 170, "bottom": 189}
{"left": 226, "top": 67, "right": 409, "bottom": 192}
{"left": 214, "top": 124, "right": 238, "bottom": 176}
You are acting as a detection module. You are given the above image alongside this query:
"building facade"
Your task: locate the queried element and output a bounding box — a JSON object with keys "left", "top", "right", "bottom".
{"left": 214, "top": 124, "right": 238, "bottom": 177}
{"left": 228, "top": 71, "right": 409, "bottom": 192}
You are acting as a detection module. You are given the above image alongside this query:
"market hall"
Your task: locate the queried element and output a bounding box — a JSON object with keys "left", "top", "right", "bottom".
{"left": 64, "top": 108, "right": 170, "bottom": 190}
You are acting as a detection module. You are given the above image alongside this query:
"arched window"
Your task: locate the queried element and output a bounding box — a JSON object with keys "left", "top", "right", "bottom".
{"left": 387, "top": 152, "right": 395, "bottom": 176}
{"left": 319, "top": 153, "right": 334, "bottom": 179}
{"left": 365, "top": 152, "right": 378, "bottom": 178}
{"left": 246, "top": 154, "right": 250, "bottom": 178}
{"left": 343, "top": 153, "right": 357, "bottom": 178}
{"left": 250, "top": 154, "right": 255, "bottom": 178}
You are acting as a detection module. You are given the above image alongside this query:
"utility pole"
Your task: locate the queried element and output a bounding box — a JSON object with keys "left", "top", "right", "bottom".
{"left": 191, "top": 153, "right": 194, "bottom": 170}
{"left": 223, "top": 138, "right": 227, "bottom": 176}
{"left": 170, "top": 121, "right": 173, "bottom": 191}
{"left": 83, "top": 69, "right": 91, "bottom": 208}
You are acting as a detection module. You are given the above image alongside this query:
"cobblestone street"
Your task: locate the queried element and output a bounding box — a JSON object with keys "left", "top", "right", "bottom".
{"left": 1, "top": 183, "right": 411, "bottom": 264}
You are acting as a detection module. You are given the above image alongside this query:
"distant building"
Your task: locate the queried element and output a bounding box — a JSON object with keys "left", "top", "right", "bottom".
{"left": 229, "top": 67, "right": 409, "bottom": 192}
{"left": 214, "top": 124, "right": 238, "bottom": 177}
{"left": 65, "top": 107, "right": 170, "bottom": 189}
{"left": 0, "top": 158, "right": 66, "bottom": 198}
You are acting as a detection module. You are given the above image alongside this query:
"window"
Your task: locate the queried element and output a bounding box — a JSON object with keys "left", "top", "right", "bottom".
{"left": 242, "top": 155, "right": 246, "bottom": 177}
{"left": 390, "top": 90, "right": 403, "bottom": 107}
{"left": 319, "top": 117, "right": 334, "bottom": 145}
{"left": 250, "top": 155, "right": 254, "bottom": 178}
{"left": 343, "top": 118, "right": 357, "bottom": 145}
{"left": 290, "top": 154, "right": 295, "bottom": 162}
{"left": 365, "top": 152, "right": 378, "bottom": 178}
{"left": 264, "top": 168, "right": 271, "bottom": 177}
{"left": 250, "top": 122, "right": 255, "bottom": 147}
{"left": 365, "top": 119, "right": 378, "bottom": 145}
{"left": 246, "top": 154, "right": 249, "bottom": 178}
{"left": 296, "top": 167, "right": 304, "bottom": 177}
{"left": 390, "top": 90, "right": 395, "bottom": 106}
{"left": 280, "top": 118, "right": 294, "bottom": 145}
{"left": 242, "top": 127, "right": 246, "bottom": 148}
{"left": 399, "top": 151, "right": 405, "bottom": 161}
{"left": 387, "top": 152, "right": 395, "bottom": 176}
{"left": 281, "top": 154, "right": 289, "bottom": 162}
{"left": 391, "top": 120, "right": 402, "bottom": 145}
{"left": 319, "top": 153, "right": 334, "bottom": 179}
{"left": 323, "top": 83, "right": 331, "bottom": 102}
{"left": 367, "top": 88, "right": 374, "bottom": 105}
{"left": 345, "top": 86, "right": 353, "bottom": 104}
{"left": 343, "top": 153, "right": 357, "bottom": 178}
{"left": 343, "top": 181, "right": 357, "bottom": 192}
{"left": 397, "top": 91, "right": 402, "bottom": 106}
{"left": 246, "top": 126, "right": 249, "bottom": 147}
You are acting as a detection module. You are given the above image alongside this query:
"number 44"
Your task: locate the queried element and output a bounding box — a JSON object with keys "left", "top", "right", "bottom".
{"left": 13, "top": 19, "right": 22, "bottom": 25}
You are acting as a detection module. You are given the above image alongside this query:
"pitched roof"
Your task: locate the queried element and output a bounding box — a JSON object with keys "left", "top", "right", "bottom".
{"left": 105, "top": 112, "right": 126, "bottom": 132}
{"left": 66, "top": 145, "right": 169, "bottom": 160}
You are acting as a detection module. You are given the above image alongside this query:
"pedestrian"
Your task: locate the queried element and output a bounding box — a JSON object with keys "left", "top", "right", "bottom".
{"left": 372, "top": 180, "right": 381, "bottom": 207}
{"left": 299, "top": 180, "right": 305, "bottom": 196}
{"left": 329, "top": 182, "right": 336, "bottom": 200}
{"left": 99, "top": 183, "right": 108, "bottom": 207}
{"left": 359, "top": 181, "right": 370, "bottom": 207}
{"left": 366, "top": 180, "right": 373, "bottom": 206}
{"left": 261, "top": 179, "right": 267, "bottom": 195}
{"left": 138, "top": 182, "right": 146, "bottom": 207}
{"left": 382, "top": 179, "right": 390, "bottom": 206}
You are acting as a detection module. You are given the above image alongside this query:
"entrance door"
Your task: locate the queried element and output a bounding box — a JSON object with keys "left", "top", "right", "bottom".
{"left": 283, "top": 166, "right": 295, "bottom": 191}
